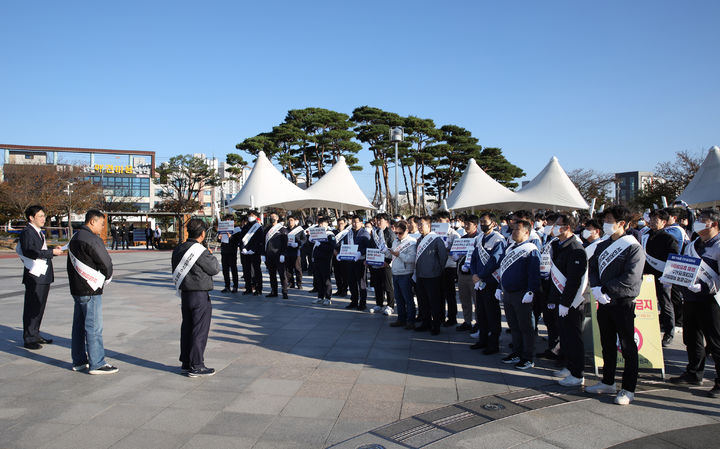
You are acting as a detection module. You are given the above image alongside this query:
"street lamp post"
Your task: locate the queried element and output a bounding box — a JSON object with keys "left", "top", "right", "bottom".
{"left": 65, "top": 181, "right": 74, "bottom": 239}
{"left": 390, "top": 127, "right": 404, "bottom": 214}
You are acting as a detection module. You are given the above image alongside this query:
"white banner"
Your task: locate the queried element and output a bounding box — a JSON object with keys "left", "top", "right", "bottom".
{"left": 366, "top": 248, "right": 385, "bottom": 267}
{"left": 660, "top": 254, "right": 700, "bottom": 288}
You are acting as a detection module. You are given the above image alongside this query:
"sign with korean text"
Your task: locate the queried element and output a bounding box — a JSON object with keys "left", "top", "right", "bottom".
{"left": 338, "top": 244, "right": 358, "bottom": 261}
{"left": 431, "top": 222, "right": 450, "bottom": 241}
{"left": 309, "top": 227, "right": 328, "bottom": 241}
{"left": 218, "top": 220, "right": 234, "bottom": 243}
{"left": 94, "top": 164, "right": 134, "bottom": 174}
{"left": 591, "top": 275, "right": 664, "bottom": 373}
{"left": 661, "top": 254, "right": 701, "bottom": 288}
{"left": 450, "top": 238, "right": 475, "bottom": 256}
{"left": 366, "top": 248, "right": 385, "bottom": 267}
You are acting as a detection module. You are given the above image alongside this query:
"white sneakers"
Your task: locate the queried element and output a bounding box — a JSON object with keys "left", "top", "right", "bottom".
{"left": 322, "top": 299, "right": 332, "bottom": 306}
{"left": 383, "top": 306, "right": 393, "bottom": 316}
{"left": 614, "top": 389, "right": 635, "bottom": 405}
{"left": 559, "top": 375, "right": 585, "bottom": 387}
{"left": 369, "top": 305, "right": 382, "bottom": 313}
{"left": 311, "top": 298, "right": 323, "bottom": 304}
{"left": 585, "top": 382, "right": 618, "bottom": 394}
{"left": 553, "top": 368, "right": 570, "bottom": 378}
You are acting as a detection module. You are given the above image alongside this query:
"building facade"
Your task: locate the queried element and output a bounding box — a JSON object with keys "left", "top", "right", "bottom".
{"left": 614, "top": 171, "right": 657, "bottom": 205}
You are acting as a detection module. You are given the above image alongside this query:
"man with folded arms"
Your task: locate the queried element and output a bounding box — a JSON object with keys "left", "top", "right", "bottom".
{"left": 18, "top": 205, "right": 63, "bottom": 350}
{"left": 172, "top": 218, "right": 221, "bottom": 377}
{"left": 548, "top": 214, "right": 588, "bottom": 386}
{"left": 587, "top": 205, "right": 645, "bottom": 405}
{"left": 67, "top": 210, "right": 117, "bottom": 374}
{"left": 497, "top": 220, "right": 541, "bottom": 370}
{"left": 668, "top": 209, "right": 720, "bottom": 398}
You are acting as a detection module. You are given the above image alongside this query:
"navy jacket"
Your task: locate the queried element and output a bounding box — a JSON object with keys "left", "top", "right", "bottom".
{"left": 19, "top": 224, "right": 54, "bottom": 285}
{"left": 588, "top": 232, "right": 645, "bottom": 302}
{"left": 470, "top": 231, "right": 506, "bottom": 283}
{"left": 500, "top": 241, "right": 541, "bottom": 293}
{"left": 238, "top": 221, "right": 265, "bottom": 254}
{"left": 339, "top": 227, "right": 370, "bottom": 260}
{"left": 171, "top": 238, "right": 221, "bottom": 291}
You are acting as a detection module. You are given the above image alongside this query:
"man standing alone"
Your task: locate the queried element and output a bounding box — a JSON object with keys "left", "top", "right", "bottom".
{"left": 18, "top": 205, "right": 63, "bottom": 350}
{"left": 172, "top": 219, "right": 221, "bottom": 377}
{"left": 67, "top": 210, "right": 117, "bottom": 374}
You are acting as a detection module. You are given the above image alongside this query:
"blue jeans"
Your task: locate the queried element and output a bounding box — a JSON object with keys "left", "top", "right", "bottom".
{"left": 393, "top": 274, "right": 415, "bottom": 324}
{"left": 72, "top": 295, "right": 107, "bottom": 370}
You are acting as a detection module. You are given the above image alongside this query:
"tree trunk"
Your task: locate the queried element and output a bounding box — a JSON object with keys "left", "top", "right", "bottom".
{"left": 381, "top": 160, "right": 392, "bottom": 214}
{"left": 401, "top": 162, "right": 411, "bottom": 214}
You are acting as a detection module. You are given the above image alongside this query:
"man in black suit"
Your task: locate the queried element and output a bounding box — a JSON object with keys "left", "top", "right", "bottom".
{"left": 263, "top": 212, "right": 289, "bottom": 299}
{"left": 238, "top": 210, "right": 265, "bottom": 295}
{"left": 18, "top": 205, "right": 63, "bottom": 350}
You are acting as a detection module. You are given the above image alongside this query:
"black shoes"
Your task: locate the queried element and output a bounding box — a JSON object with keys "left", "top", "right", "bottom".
{"left": 242, "top": 290, "right": 253, "bottom": 295}
{"left": 89, "top": 364, "right": 119, "bottom": 375}
{"left": 252, "top": 291, "right": 261, "bottom": 296}
{"left": 390, "top": 321, "right": 406, "bottom": 328}
{"left": 443, "top": 320, "right": 457, "bottom": 327}
{"left": 537, "top": 350, "right": 559, "bottom": 360}
{"left": 345, "top": 303, "right": 358, "bottom": 310}
{"left": 708, "top": 382, "right": 720, "bottom": 398}
{"left": 38, "top": 337, "right": 53, "bottom": 344}
{"left": 483, "top": 347, "right": 500, "bottom": 355}
{"left": 470, "top": 342, "right": 487, "bottom": 350}
{"left": 404, "top": 323, "right": 416, "bottom": 330}
{"left": 669, "top": 372, "right": 702, "bottom": 386}
{"left": 187, "top": 366, "right": 215, "bottom": 378}
{"left": 456, "top": 323, "right": 472, "bottom": 331}
{"left": 414, "top": 324, "right": 430, "bottom": 332}
{"left": 221, "top": 288, "right": 230, "bottom": 293}
{"left": 24, "top": 342, "right": 42, "bottom": 350}
{"left": 357, "top": 304, "right": 367, "bottom": 311}
{"left": 309, "top": 288, "right": 318, "bottom": 293}
{"left": 282, "top": 293, "right": 289, "bottom": 299}
{"left": 334, "top": 291, "right": 347, "bottom": 297}
{"left": 430, "top": 328, "right": 440, "bottom": 336}
{"left": 266, "top": 292, "right": 278, "bottom": 298}
{"left": 231, "top": 287, "right": 238, "bottom": 293}
{"left": 662, "top": 333, "right": 674, "bottom": 347}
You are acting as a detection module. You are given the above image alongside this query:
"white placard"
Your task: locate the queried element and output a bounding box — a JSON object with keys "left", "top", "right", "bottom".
{"left": 366, "top": 248, "right": 385, "bottom": 267}
{"left": 450, "top": 238, "right": 475, "bottom": 256}
{"left": 431, "top": 222, "right": 450, "bottom": 240}
{"left": 218, "top": 220, "right": 234, "bottom": 233}
{"left": 309, "top": 227, "right": 328, "bottom": 241}
{"left": 661, "top": 254, "right": 701, "bottom": 288}
{"left": 338, "top": 244, "right": 358, "bottom": 261}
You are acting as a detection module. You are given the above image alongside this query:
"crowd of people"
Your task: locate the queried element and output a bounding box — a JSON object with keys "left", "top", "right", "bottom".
{"left": 14, "top": 201, "right": 720, "bottom": 404}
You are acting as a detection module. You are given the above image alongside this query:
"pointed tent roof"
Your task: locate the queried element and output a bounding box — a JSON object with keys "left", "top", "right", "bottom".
{"left": 507, "top": 156, "right": 589, "bottom": 210}
{"left": 299, "top": 156, "right": 375, "bottom": 211}
{"left": 227, "top": 151, "right": 310, "bottom": 210}
{"left": 677, "top": 146, "right": 720, "bottom": 208}
{"left": 445, "top": 158, "right": 519, "bottom": 211}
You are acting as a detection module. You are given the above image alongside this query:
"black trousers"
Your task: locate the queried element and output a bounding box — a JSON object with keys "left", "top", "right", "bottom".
{"left": 314, "top": 258, "right": 332, "bottom": 299}
{"left": 343, "top": 261, "right": 367, "bottom": 307}
{"left": 671, "top": 285, "right": 684, "bottom": 327}
{"left": 441, "top": 267, "right": 457, "bottom": 321}
{"left": 286, "top": 254, "right": 303, "bottom": 287}
{"left": 112, "top": 237, "right": 120, "bottom": 250}
{"left": 23, "top": 282, "right": 50, "bottom": 344}
{"left": 559, "top": 305, "right": 585, "bottom": 378}
{"left": 544, "top": 302, "right": 560, "bottom": 352}
{"left": 266, "top": 256, "right": 287, "bottom": 294}
{"left": 655, "top": 279, "right": 675, "bottom": 334}
{"left": 416, "top": 276, "right": 444, "bottom": 330}
{"left": 597, "top": 300, "right": 638, "bottom": 392}
{"left": 146, "top": 237, "right": 154, "bottom": 249}
{"left": 369, "top": 265, "right": 395, "bottom": 308}
{"left": 241, "top": 254, "right": 262, "bottom": 292}
{"left": 475, "top": 280, "right": 501, "bottom": 349}
{"left": 682, "top": 299, "right": 720, "bottom": 382}
{"left": 221, "top": 253, "right": 238, "bottom": 289}
{"left": 301, "top": 245, "right": 313, "bottom": 274}
{"left": 180, "top": 290, "right": 212, "bottom": 369}
{"left": 333, "top": 256, "right": 347, "bottom": 294}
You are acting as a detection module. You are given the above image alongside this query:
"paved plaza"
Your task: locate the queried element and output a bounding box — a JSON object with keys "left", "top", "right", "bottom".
{"left": 0, "top": 250, "right": 718, "bottom": 449}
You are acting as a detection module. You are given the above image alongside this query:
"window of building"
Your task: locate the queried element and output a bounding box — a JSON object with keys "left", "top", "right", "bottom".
{"left": 204, "top": 202, "right": 212, "bottom": 208}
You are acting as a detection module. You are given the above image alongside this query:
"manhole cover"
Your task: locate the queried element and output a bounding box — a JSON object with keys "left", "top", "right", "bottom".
{"left": 357, "top": 445, "right": 386, "bottom": 449}
{"left": 483, "top": 403, "right": 506, "bottom": 411}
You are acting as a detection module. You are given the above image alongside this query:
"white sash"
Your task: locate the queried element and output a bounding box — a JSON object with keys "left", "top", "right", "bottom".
{"left": 392, "top": 236, "right": 416, "bottom": 261}
{"left": 242, "top": 222, "right": 261, "bottom": 246}
{"left": 335, "top": 228, "right": 350, "bottom": 244}
{"left": 16, "top": 243, "right": 48, "bottom": 277}
{"left": 687, "top": 239, "right": 720, "bottom": 306}
{"left": 598, "top": 235, "right": 638, "bottom": 278}
{"left": 68, "top": 249, "right": 106, "bottom": 292}
{"left": 641, "top": 232, "right": 667, "bottom": 272}
{"left": 265, "top": 222, "right": 284, "bottom": 246}
{"left": 550, "top": 261, "right": 588, "bottom": 308}
{"left": 373, "top": 228, "right": 388, "bottom": 252}
{"left": 288, "top": 226, "right": 304, "bottom": 237}
{"left": 416, "top": 232, "right": 439, "bottom": 262}
{"left": 499, "top": 241, "right": 537, "bottom": 277}
{"left": 172, "top": 243, "right": 206, "bottom": 297}
{"left": 539, "top": 239, "right": 556, "bottom": 275}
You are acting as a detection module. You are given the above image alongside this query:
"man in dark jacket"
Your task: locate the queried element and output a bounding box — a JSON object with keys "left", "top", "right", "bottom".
{"left": 414, "top": 215, "right": 448, "bottom": 335}
{"left": 285, "top": 214, "right": 307, "bottom": 289}
{"left": 340, "top": 216, "right": 371, "bottom": 310}
{"left": 145, "top": 223, "right": 154, "bottom": 249}
{"left": 18, "top": 205, "right": 63, "bottom": 350}
{"left": 548, "top": 214, "right": 588, "bottom": 387}
{"left": 110, "top": 223, "right": 120, "bottom": 250}
{"left": 119, "top": 224, "right": 128, "bottom": 250}
{"left": 218, "top": 215, "right": 240, "bottom": 293}
{"left": 67, "top": 210, "right": 117, "bottom": 374}
{"left": 238, "top": 210, "right": 264, "bottom": 295}
{"left": 172, "top": 218, "right": 221, "bottom": 377}
{"left": 332, "top": 216, "right": 349, "bottom": 297}
{"left": 311, "top": 216, "right": 336, "bottom": 305}
{"left": 263, "top": 213, "right": 289, "bottom": 299}
{"left": 368, "top": 213, "right": 395, "bottom": 315}
{"left": 587, "top": 205, "right": 646, "bottom": 405}
{"left": 642, "top": 209, "right": 680, "bottom": 346}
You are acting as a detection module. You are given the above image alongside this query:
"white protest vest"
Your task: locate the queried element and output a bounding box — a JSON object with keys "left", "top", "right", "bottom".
{"left": 641, "top": 232, "right": 667, "bottom": 273}
{"left": 242, "top": 222, "right": 261, "bottom": 246}
{"left": 265, "top": 223, "right": 284, "bottom": 247}
{"left": 549, "top": 238, "right": 589, "bottom": 309}
{"left": 686, "top": 238, "right": 720, "bottom": 306}
{"left": 499, "top": 241, "right": 538, "bottom": 277}
{"left": 16, "top": 242, "right": 48, "bottom": 277}
{"left": 415, "top": 232, "right": 439, "bottom": 263}
{"left": 172, "top": 243, "right": 206, "bottom": 297}
{"left": 598, "top": 235, "right": 639, "bottom": 278}
{"left": 68, "top": 249, "right": 106, "bottom": 292}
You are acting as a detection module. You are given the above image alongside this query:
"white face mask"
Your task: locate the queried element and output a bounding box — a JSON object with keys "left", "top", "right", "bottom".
{"left": 582, "top": 229, "right": 593, "bottom": 240}
{"left": 543, "top": 225, "right": 553, "bottom": 236}
{"left": 551, "top": 225, "right": 560, "bottom": 237}
{"left": 603, "top": 222, "right": 617, "bottom": 236}
{"left": 693, "top": 221, "right": 708, "bottom": 234}
{"left": 535, "top": 221, "right": 543, "bottom": 229}
{"left": 248, "top": 216, "right": 256, "bottom": 222}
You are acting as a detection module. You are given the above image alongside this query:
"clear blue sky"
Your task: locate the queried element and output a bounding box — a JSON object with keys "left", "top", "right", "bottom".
{"left": 2, "top": 1, "right": 718, "bottom": 197}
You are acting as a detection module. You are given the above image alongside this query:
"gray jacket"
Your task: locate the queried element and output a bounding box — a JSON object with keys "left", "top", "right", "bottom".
{"left": 415, "top": 235, "right": 448, "bottom": 279}
{"left": 172, "top": 239, "right": 221, "bottom": 291}
{"left": 589, "top": 233, "right": 645, "bottom": 302}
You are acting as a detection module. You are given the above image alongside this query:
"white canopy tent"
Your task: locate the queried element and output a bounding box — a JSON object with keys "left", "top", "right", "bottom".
{"left": 299, "top": 156, "right": 375, "bottom": 211}
{"left": 445, "top": 158, "right": 520, "bottom": 211}
{"left": 505, "top": 156, "right": 589, "bottom": 211}
{"left": 676, "top": 146, "right": 720, "bottom": 208}
{"left": 226, "top": 151, "right": 311, "bottom": 210}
